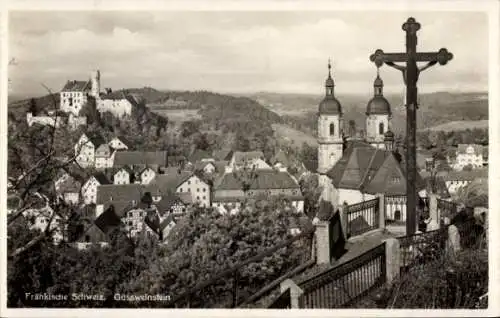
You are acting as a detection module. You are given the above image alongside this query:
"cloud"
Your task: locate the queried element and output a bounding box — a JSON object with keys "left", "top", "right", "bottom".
{"left": 8, "top": 11, "right": 488, "bottom": 97}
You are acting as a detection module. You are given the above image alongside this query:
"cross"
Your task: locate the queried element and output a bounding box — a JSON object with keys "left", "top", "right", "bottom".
{"left": 369, "top": 17, "right": 453, "bottom": 236}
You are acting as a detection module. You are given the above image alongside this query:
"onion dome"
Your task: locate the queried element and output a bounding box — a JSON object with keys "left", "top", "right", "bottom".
{"left": 319, "top": 59, "right": 342, "bottom": 115}
{"left": 366, "top": 70, "right": 391, "bottom": 116}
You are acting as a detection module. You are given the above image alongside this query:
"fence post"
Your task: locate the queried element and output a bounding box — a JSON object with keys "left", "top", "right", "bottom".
{"left": 378, "top": 193, "right": 385, "bottom": 230}
{"left": 383, "top": 238, "right": 400, "bottom": 285}
{"left": 429, "top": 194, "right": 440, "bottom": 228}
{"left": 280, "top": 279, "right": 304, "bottom": 309}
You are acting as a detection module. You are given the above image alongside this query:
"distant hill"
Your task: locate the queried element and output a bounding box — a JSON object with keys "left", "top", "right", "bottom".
{"left": 249, "top": 91, "right": 489, "bottom": 135}
{"left": 422, "top": 120, "right": 489, "bottom": 132}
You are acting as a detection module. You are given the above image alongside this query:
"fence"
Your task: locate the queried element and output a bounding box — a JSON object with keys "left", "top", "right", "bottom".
{"left": 345, "top": 198, "right": 380, "bottom": 237}
{"left": 437, "top": 198, "right": 458, "bottom": 219}
{"left": 164, "top": 228, "right": 314, "bottom": 308}
{"left": 297, "top": 242, "right": 386, "bottom": 308}
{"left": 398, "top": 227, "right": 448, "bottom": 273}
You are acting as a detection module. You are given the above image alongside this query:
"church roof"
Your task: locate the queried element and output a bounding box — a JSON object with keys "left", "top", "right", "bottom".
{"left": 319, "top": 96, "right": 343, "bottom": 115}
{"left": 366, "top": 96, "right": 391, "bottom": 115}
{"left": 61, "top": 80, "right": 91, "bottom": 92}
{"left": 326, "top": 143, "right": 425, "bottom": 196}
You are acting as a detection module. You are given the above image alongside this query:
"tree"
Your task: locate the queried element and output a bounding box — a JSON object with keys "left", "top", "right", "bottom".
{"left": 28, "top": 98, "right": 38, "bottom": 115}
{"left": 462, "top": 164, "right": 473, "bottom": 171}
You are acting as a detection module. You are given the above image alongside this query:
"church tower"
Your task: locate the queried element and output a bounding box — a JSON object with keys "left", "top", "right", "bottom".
{"left": 317, "top": 60, "right": 344, "bottom": 202}
{"left": 366, "top": 69, "right": 391, "bottom": 149}
{"left": 90, "top": 70, "right": 101, "bottom": 98}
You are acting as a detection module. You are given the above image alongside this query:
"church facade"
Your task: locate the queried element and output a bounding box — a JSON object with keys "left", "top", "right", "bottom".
{"left": 317, "top": 61, "right": 425, "bottom": 223}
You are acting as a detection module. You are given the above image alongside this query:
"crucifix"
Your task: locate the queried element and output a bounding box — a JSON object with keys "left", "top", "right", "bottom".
{"left": 369, "top": 17, "right": 453, "bottom": 236}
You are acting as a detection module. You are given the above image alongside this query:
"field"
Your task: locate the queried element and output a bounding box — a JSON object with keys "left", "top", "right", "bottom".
{"left": 272, "top": 123, "right": 318, "bottom": 147}
{"left": 422, "top": 120, "right": 489, "bottom": 132}
{"left": 148, "top": 107, "right": 202, "bottom": 121}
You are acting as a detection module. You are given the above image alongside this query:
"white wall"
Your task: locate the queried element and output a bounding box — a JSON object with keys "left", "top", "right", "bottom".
{"left": 177, "top": 175, "right": 210, "bottom": 207}
{"left": 60, "top": 91, "right": 87, "bottom": 115}
{"left": 97, "top": 98, "right": 132, "bottom": 117}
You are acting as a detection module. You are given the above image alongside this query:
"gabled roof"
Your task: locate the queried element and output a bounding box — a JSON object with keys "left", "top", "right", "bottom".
{"left": 213, "top": 149, "right": 233, "bottom": 161}
{"left": 232, "top": 151, "right": 265, "bottom": 165}
{"left": 85, "top": 133, "right": 106, "bottom": 148}
{"left": 109, "top": 136, "right": 131, "bottom": 149}
{"left": 92, "top": 172, "right": 111, "bottom": 185}
{"left": 215, "top": 170, "right": 300, "bottom": 191}
{"left": 57, "top": 175, "right": 81, "bottom": 193}
{"left": 94, "top": 205, "right": 122, "bottom": 233}
{"left": 114, "top": 166, "right": 134, "bottom": 176}
{"left": 95, "top": 144, "right": 113, "bottom": 156}
{"left": 96, "top": 184, "right": 144, "bottom": 204}
{"left": 189, "top": 149, "right": 213, "bottom": 162}
{"left": 167, "top": 155, "right": 187, "bottom": 166}
{"left": 327, "top": 143, "right": 425, "bottom": 195}
{"left": 61, "top": 80, "right": 91, "bottom": 92}
{"left": 114, "top": 151, "right": 168, "bottom": 167}
{"left": 270, "top": 150, "right": 292, "bottom": 167}
{"left": 194, "top": 160, "right": 216, "bottom": 171}
{"left": 76, "top": 224, "right": 109, "bottom": 243}
{"left": 146, "top": 171, "right": 196, "bottom": 195}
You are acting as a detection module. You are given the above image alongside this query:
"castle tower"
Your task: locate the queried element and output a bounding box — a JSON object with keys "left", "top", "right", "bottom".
{"left": 366, "top": 69, "right": 391, "bottom": 149}
{"left": 317, "top": 60, "right": 344, "bottom": 203}
{"left": 90, "top": 70, "right": 101, "bottom": 98}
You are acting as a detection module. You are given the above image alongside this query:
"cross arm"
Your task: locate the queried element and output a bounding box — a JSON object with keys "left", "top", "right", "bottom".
{"left": 370, "top": 48, "right": 453, "bottom": 67}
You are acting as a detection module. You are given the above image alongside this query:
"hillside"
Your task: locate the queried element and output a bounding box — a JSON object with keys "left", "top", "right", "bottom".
{"left": 422, "top": 120, "right": 488, "bottom": 132}
{"left": 249, "top": 91, "right": 489, "bottom": 135}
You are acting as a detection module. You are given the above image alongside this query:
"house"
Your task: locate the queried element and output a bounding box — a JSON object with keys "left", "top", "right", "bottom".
{"left": 75, "top": 133, "right": 107, "bottom": 168}
{"left": 450, "top": 144, "right": 485, "bottom": 171}
{"left": 23, "top": 205, "right": 65, "bottom": 244}
{"left": 189, "top": 149, "right": 213, "bottom": 163}
{"left": 228, "top": 151, "right": 271, "bottom": 171}
{"left": 97, "top": 91, "right": 136, "bottom": 118}
{"left": 55, "top": 174, "right": 82, "bottom": 205}
{"left": 167, "top": 155, "right": 187, "bottom": 167}
{"left": 139, "top": 167, "right": 156, "bottom": 185}
{"left": 95, "top": 144, "right": 116, "bottom": 169}
{"left": 59, "top": 80, "right": 92, "bottom": 115}
{"left": 212, "top": 169, "right": 304, "bottom": 214}
{"left": 95, "top": 184, "right": 145, "bottom": 218}
{"left": 147, "top": 170, "right": 211, "bottom": 208}
{"left": 155, "top": 192, "right": 191, "bottom": 216}
{"left": 442, "top": 169, "right": 488, "bottom": 195}
{"left": 108, "top": 136, "right": 130, "bottom": 151}
{"left": 81, "top": 173, "right": 111, "bottom": 205}
{"left": 143, "top": 213, "right": 177, "bottom": 243}
{"left": 113, "top": 150, "right": 168, "bottom": 172}
{"left": 75, "top": 203, "right": 122, "bottom": 249}
{"left": 113, "top": 167, "right": 134, "bottom": 185}
{"left": 194, "top": 161, "right": 217, "bottom": 175}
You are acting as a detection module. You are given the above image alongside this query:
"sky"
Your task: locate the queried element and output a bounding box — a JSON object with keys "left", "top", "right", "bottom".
{"left": 8, "top": 10, "right": 488, "bottom": 98}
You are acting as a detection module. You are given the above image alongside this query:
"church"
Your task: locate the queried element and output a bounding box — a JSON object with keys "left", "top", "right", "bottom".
{"left": 317, "top": 61, "right": 425, "bottom": 223}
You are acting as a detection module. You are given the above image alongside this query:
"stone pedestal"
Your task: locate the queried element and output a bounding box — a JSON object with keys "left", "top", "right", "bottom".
{"left": 314, "top": 220, "right": 330, "bottom": 265}
{"left": 428, "top": 194, "right": 440, "bottom": 228}
{"left": 383, "top": 238, "right": 400, "bottom": 284}
{"left": 280, "top": 279, "right": 304, "bottom": 309}
{"left": 377, "top": 193, "right": 385, "bottom": 229}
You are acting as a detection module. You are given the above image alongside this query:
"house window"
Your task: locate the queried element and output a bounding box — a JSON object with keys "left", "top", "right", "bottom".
{"left": 379, "top": 122, "right": 384, "bottom": 135}
{"left": 197, "top": 188, "right": 200, "bottom": 192}
{"left": 128, "top": 211, "right": 133, "bottom": 217}
{"left": 203, "top": 196, "right": 206, "bottom": 200}
{"left": 179, "top": 188, "right": 183, "bottom": 192}
{"left": 85, "top": 235, "right": 90, "bottom": 242}
{"left": 202, "top": 188, "right": 206, "bottom": 192}
{"left": 197, "top": 196, "right": 200, "bottom": 200}
{"left": 188, "top": 181, "right": 191, "bottom": 185}
{"left": 329, "top": 123, "right": 335, "bottom": 136}
{"left": 128, "top": 221, "right": 133, "bottom": 226}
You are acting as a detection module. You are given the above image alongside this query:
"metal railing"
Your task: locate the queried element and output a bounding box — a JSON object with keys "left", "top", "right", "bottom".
{"left": 345, "top": 198, "right": 380, "bottom": 237}
{"left": 297, "top": 242, "right": 386, "bottom": 308}
{"left": 164, "top": 228, "right": 314, "bottom": 308}
{"left": 437, "top": 198, "right": 458, "bottom": 219}
{"left": 398, "top": 227, "right": 448, "bottom": 273}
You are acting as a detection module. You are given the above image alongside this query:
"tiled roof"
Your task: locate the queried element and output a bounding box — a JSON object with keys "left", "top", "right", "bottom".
{"left": 114, "top": 151, "right": 168, "bottom": 167}
{"left": 57, "top": 175, "right": 81, "bottom": 193}
{"left": 167, "top": 155, "right": 187, "bottom": 166}
{"left": 86, "top": 133, "right": 106, "bottom": 148}
{"left": 213, "top": 149, "right": 233, "bottom": 161}
{"left": 189, "top": 149, "right": 213, "bottom": 162}
{"left": 61, "top": 80, "right": 91, "bottom": 92}
{"left": 95, "top": 144, "right": 112, "bottom": 157}
{"left": 145, "top": 171, "right": 194, "bottom": 195}
{"left": 111, "top": 136, "right": 131, "bottom": 148}
{"left": 194, "top": 161, "right": 216, "bottom": 171}
{"left": 100, "top": 201, "right": 135, "bottom": 218}
{"left": 270, "top": 150, "right": 292, "bottom": 167}
{"left": 213, "top": 193, "right": 304, "bottom": 202}
{"left": 76, "top": 224, "right": 109, "bottom": 243}
{"left": 94, "top": 205, "right": 122, "bottom": 233}
{"left": 215, "top": 170, "right": 300, "bottom": 191}
{"left": 232, "top": 151, "right": 265, "bottom": 164}
{"left": 96, "top": 184, "right": 145, "bottom": 204}
{"left": 93, "top": 172, "right": 111, "bottom": 185}
{"left": 327, "top": 143, "right": 425, "bottom": 195}
{"left": 457, "top": 144, "right": 484, "bottom": 155}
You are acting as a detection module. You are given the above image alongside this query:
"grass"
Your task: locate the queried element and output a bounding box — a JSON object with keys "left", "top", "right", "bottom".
{"left": 422, "top": 120, "right": 489, "bottom": 132}
{"left": 272, "top": 123, "right": 318, "bottom": 147}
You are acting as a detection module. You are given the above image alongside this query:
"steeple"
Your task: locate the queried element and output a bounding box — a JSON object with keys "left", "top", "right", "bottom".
{"left": 325, "top": 58, "right": 334, "bottom": 96}
{"left": 374, "top": 67, "right": 383, "bottom": 96}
